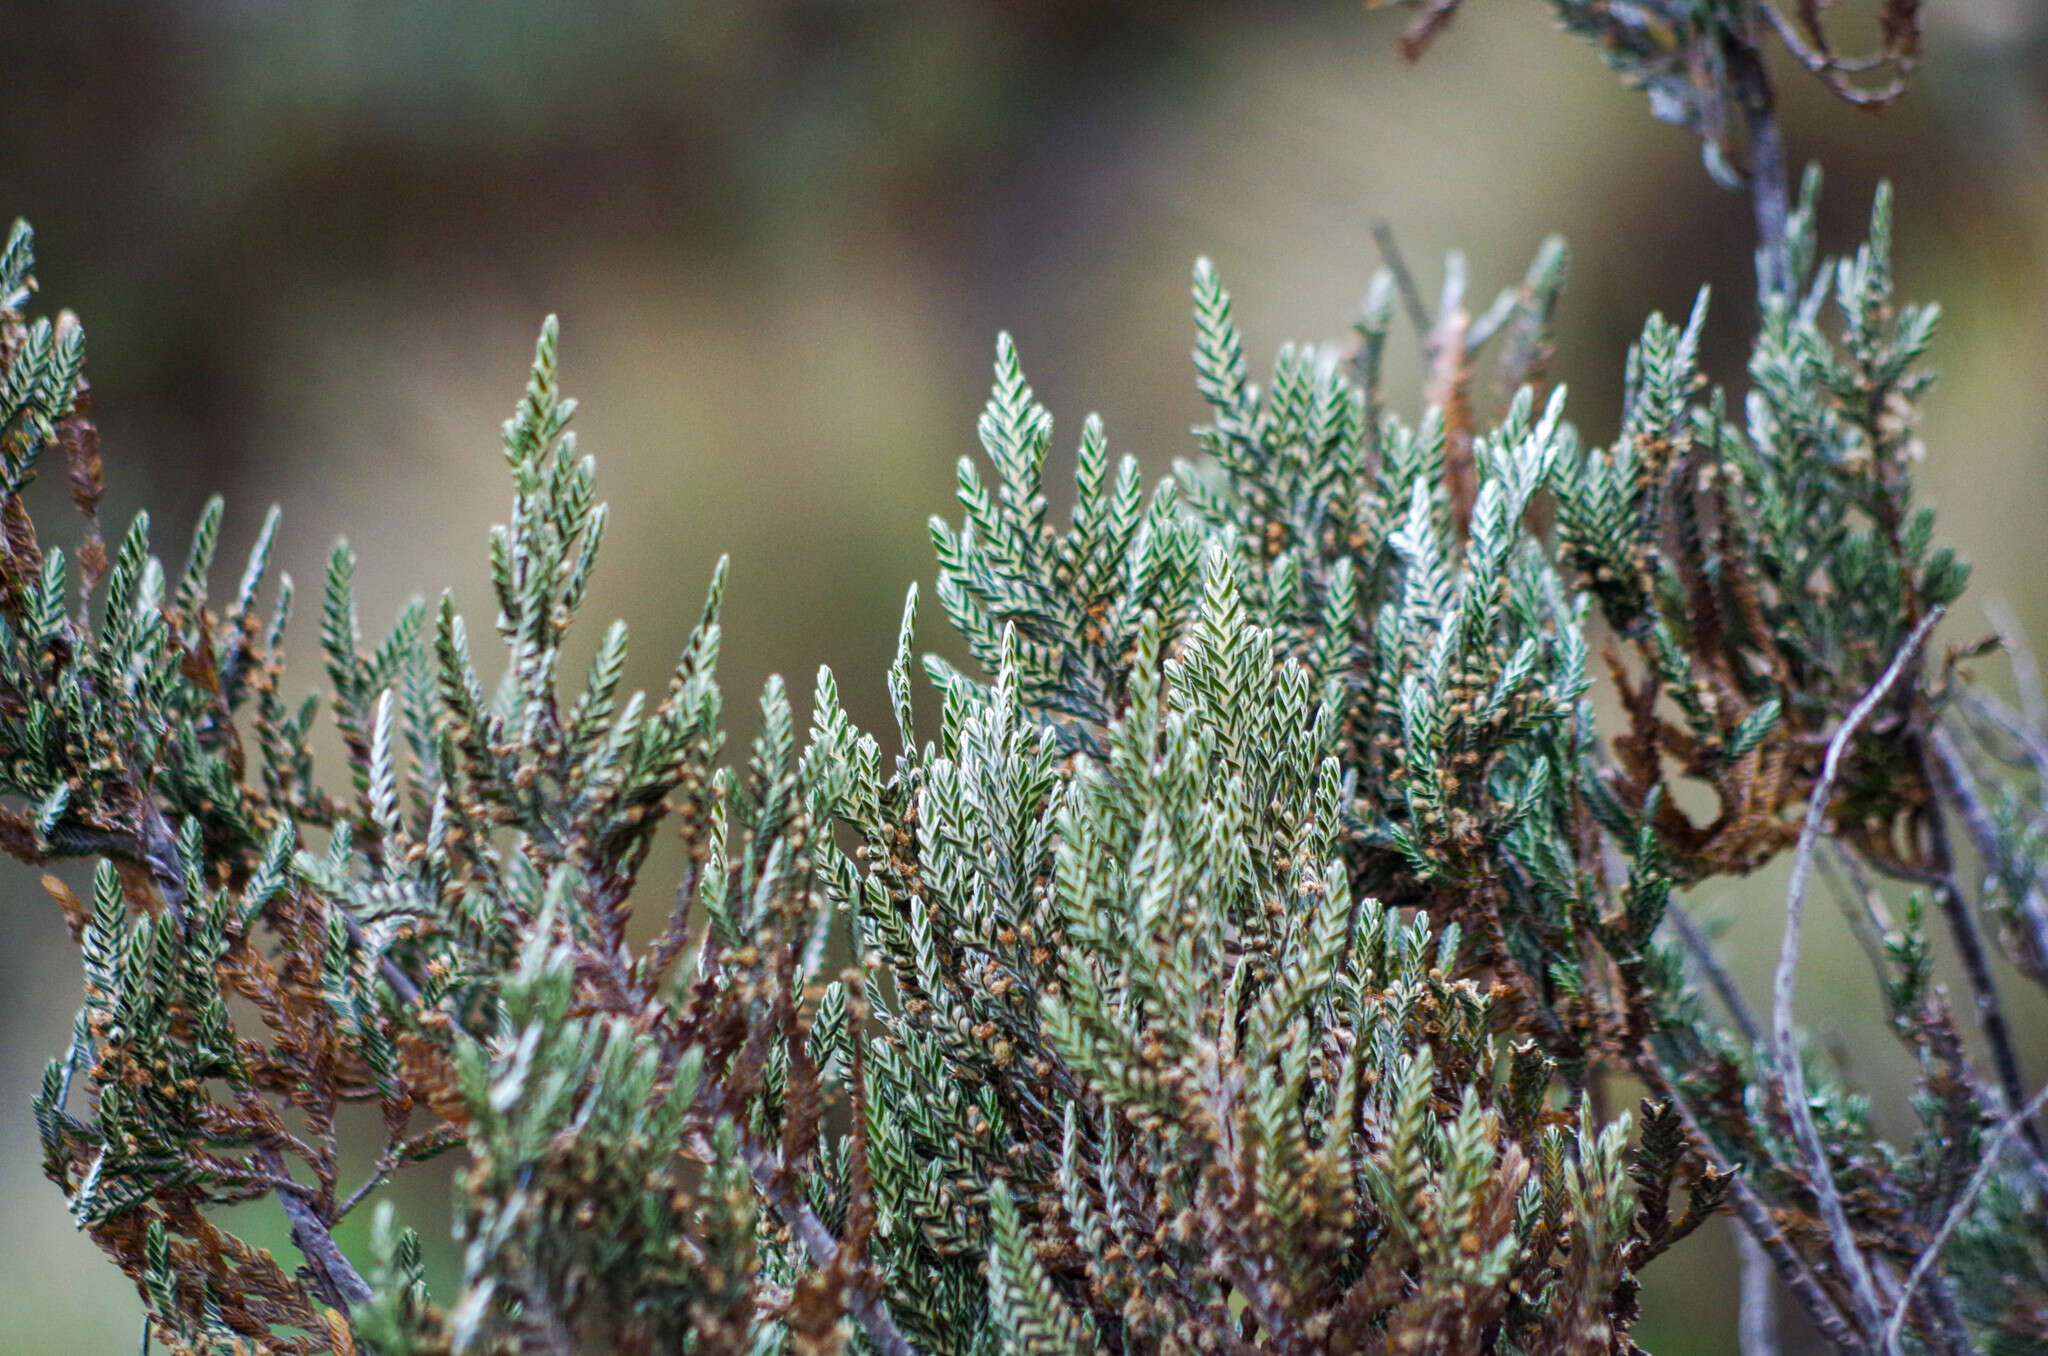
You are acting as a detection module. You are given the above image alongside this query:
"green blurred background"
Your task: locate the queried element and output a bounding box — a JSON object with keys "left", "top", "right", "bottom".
{"left": 2, "top": 2, "right": 2045, "bottom": 1351}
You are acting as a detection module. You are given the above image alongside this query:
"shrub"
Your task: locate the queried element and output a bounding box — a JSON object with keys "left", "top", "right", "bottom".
{"left": 3, "top": 4, "right": 2044, "bottom": 1353}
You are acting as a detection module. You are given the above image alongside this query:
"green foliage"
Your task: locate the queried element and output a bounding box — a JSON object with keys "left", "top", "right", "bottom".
{"left": 4, "top": 12, "right": 2047, "bottom": 1354}
{"left": 833, "top": 170, "right": 2044, "bottom": 1351}
{"left": 820, "top": 539, "right": 1708, "bottom": 1350}
{"left": 3, "top": 263, "right": 884, "bottom": 1355}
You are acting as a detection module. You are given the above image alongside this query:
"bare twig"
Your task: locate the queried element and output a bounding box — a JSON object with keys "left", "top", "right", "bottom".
{"left": 1772, "top": 609, "right": 1942, "bottom": 1346}
{"left": 1923, "top": 727, "right": 2048, "bottom": 1194}
{"left": 1668, "top": 899, "right": 1763, "bottom": 1047}
{"left": 1882, "top": 1080, "right": 2048, "bottom": 1354}
{"left": 1818, "top": 844, "right": 1899, "bottom": 989}
{"left": 1651, "top": 1073, "right": 1862, "bottom": 1349}
{"left": 334, "top": 1152, "right": 400, "bottom": 1222}
{"left": 258, "top": 1145, "right": 372, "bottom": 1313}
{"left": 1719, "top": 12, "right": 1795, "bottom": 298}
{"left": 1389, "top": 0, "right": 1462, "bottom": 62}
{"left": 738, "top": 1139, "right": 917, "bottom": 1356}
{"left": 1985, "top": 597, "right": 2048, "bottom": 731}
{"left": 1931, "top": 721, "right": 2048, "bottom": 989}
{"left": 1954, "top": 686, "right": 2048, "bottom": 787}
{"left": 1369, "top": 221, "right": 1433, "bottom": 345}
{"left": 1738, "top": 1228, "right": 1779, "bottom": 1356}
{"left": 1751, "top": 0, "right": 1914, "bottom": 110}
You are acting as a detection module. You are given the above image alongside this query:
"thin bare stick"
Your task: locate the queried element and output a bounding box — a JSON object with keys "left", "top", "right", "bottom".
{"left": 334, "top": 1152, "right": 400, "bottom": 1222}
{"left": 1923, "top": 728, "right": 2048, "bottom": 1195}
{"left": 1772, "top": 609, "right": 1942, "bottom": 1346}
{"left": 1645, "top": 1063, "right": 1861, "bottom": 1349}
{"left": 1985, "top": 597, "right": 2046, "bottom": 730}
{"left": 1751, "top": 0, "right": 1913, "bottom": 108}
{"left": 739, "top": 1139, "right": 917, "bottom": 1356}
{"left": 1954, "top": 687, "right": 2048, "bottom": 786}
{"left": 258, "top": 1145, "right": 372, "bottom": 1312}
{"left": 1930, "top": 723, "right": 2048, "bottom": 991}
{"left": 1817, "top": 845, "right": 1898, "bottom": 994}
{"left": 1881, "top": 1080, "right": 2048, "bottom": 1355}
{"left": 1369, "top": 221, "right": 1433, "bottom": 344}
{"left": 1726, "top": 27, "right": 1793, "bottom": 298}
{"left": 1738, "top": 1228, "right": 1779, "bottom": 1356}
{"left": 1669, "top": 899, "right": 1763, "bottom": 1047}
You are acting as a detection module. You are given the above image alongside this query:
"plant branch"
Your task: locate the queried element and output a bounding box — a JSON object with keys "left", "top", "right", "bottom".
{"left": 1650, "top": 1069, "right": 1861, "bottom": 1349}
{"left": 1669, "top": 899, "right": 1762, "bottom": 1048}
{"left": 1771, "top": 609, "right": 1942, "bottom": 1346}
{"left": 1738, "top": 1228, "right": 1779, "bottom": 1356}
{"left": 1369, "top": 221, "right": 1434, "bottom": 347}
{"left": 258, "top": 1146, "right": 372, "bottom": 1314}
{"left": 1923, "top": 726, "right": 2048, "bottom": 1194}
{"left": 737, "top": 1138, "right": 917, "bottom": 1356}
{"left": 1930, "top": 722, "right": 2048, "bottom": 992}
{"left": 1882, "top": 1080, "right": 2048, "bottom": 1354}
{"left": 1727, "top": 19, "right": 1793, "bottom": 298}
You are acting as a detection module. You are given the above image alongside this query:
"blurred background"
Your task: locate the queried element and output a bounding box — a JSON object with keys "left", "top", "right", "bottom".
{"left": 2, "top": 2, "right": 2045, "bottom": 1350}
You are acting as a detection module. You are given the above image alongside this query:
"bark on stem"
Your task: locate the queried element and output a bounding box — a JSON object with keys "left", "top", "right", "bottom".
{"left": 1770, "top": 610, "right": 1943, "bottom": 1346}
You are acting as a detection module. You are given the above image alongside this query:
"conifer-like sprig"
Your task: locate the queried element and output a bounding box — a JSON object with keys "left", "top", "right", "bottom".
{"left": 880, "top": 174, "right": 2045, "bottom": 1351}
{"left": 806, "top": 546, "right": 1712, "bottom": 1350}
{"left": 1, "top": 239, "right": 911, "bottom": 1353}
